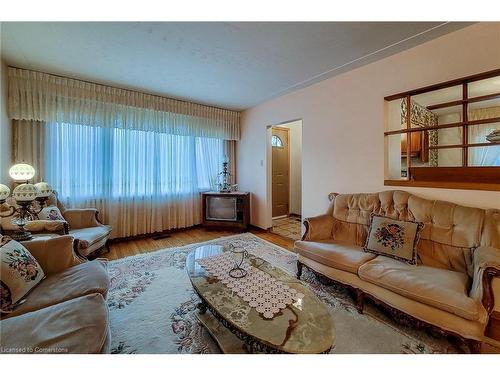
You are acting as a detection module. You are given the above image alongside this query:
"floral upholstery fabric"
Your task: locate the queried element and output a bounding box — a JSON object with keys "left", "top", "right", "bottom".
{"left": 37, "top": 205, "right": 65, "bottom": 221}
{"left": 0, "top": 236, "right": 45, "bottom": 313}
{"left": 364, "top": 214, "right": 423, "bottom": 265}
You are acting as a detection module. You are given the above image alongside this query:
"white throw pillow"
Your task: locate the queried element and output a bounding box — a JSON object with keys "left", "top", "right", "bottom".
{"left": 38, "top": 206, "right": 65, "bottom": 221}
{"left": 0, "top": 236, "right": 45, "bottom": 313}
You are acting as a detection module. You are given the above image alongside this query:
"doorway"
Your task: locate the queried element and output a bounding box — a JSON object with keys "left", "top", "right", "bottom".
{"left": 269, "top": 120, "right": 302, "bottom": 240}
{"left": 272, "top": 127, "right": 290, "bottom": 217}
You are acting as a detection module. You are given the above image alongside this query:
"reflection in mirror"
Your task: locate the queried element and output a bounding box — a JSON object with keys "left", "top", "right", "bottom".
{"left": 401, "top": 131, "right": 430, "bottom": 167}
{"left": 385, "top": 69, "right": 500, "bottom": 186}
{"left": 437, "top": 148, "right": 463, "bottom": 167}
{"left": 432, "top": 105, "right": 463, "bottom": 125}
{"left": 411, "top": 85, "right": 463, "bottom": 107}
{"left": 437, "top": 127, "right": 462, "bottom": 146}
{"left": 468, "top": 123, "right": 500, "bottom": 144}
{"left": 469, "top": 145, "right": 500, "bottom": 166}
{"left": 468, "top": 76, "right": 500, "bottom": 98}
{"left": 468, "top": 98, "right": 500, "bottom": 121}
{"left": 386, "top": 99, "right": 405, "bottom": 131}
{"left": 386, "top": 134, "right": 404, "bottom": 179}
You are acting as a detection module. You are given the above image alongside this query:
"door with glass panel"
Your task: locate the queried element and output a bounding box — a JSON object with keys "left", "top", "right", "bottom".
{"left": 272, "top": 128, "right": 290, "bottom": 217}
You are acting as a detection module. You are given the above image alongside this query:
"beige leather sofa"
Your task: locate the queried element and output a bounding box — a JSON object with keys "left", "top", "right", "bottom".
{"left": 0, "top": 235, "right": 111, "bottom": 354}
{"left": 295, "top": 190, "right": 500, "bottom": 352}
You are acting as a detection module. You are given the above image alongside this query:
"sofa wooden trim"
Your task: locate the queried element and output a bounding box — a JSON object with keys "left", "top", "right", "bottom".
{"left": 296, "top": 259, "right": 483, "bottom": 353}
{"left": 483, "top": 267, "right": 500, "bottom": 314}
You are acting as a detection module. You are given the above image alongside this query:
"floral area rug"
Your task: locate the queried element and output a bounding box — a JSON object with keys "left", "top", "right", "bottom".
{"left": 107, "top": 233, "right": 465, "bottom": 354}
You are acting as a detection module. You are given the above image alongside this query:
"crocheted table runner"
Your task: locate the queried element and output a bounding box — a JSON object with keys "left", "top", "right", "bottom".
{"left": 197, "top": 252, "right": 304, "bottom": 319}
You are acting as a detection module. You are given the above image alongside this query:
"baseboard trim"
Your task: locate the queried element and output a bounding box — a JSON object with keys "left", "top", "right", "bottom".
{"left": 108, "top": 224, "right": 203, "bottom": 244}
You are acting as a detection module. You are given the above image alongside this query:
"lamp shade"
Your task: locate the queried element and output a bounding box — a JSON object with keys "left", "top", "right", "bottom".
{"left": 34, "top": 182, "right": 53, "bottom": 198}
{"left": 12, "top": 183, "right": 39, "bottom": 202}
{"left": 9, "top": 163, "right": 36, "bottom": 182}
{"left": 0, "top": 184, "right": 10, "bottom": 201}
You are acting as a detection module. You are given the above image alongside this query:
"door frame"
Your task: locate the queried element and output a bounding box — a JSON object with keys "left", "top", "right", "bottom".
{"left": 271, "top": 126, "right": 291, "bottom": 219}
{"left": 266, "top": 119, "right": 303, "bottom": 229}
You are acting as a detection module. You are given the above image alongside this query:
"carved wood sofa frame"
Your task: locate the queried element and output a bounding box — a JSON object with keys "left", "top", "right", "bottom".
{"left": 296, "top": 220, "right": 500, "bottom": 354}
{"left": 47, "top": 209, "right": 110, "bottom": 260}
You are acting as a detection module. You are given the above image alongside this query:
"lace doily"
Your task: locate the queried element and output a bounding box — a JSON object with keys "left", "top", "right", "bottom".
{"left": 197, "top": 252, "right": 304, "bottom": 319}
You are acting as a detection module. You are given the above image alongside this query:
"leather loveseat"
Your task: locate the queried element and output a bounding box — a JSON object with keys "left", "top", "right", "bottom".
{"left": 295, "top": 190, "right": 500, "bottom": 352}
{"left": 0, "top": 235, "right": 111, "bottom": 353}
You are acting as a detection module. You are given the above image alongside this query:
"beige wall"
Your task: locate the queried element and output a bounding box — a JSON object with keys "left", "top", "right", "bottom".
{"left": 238, "top": 23, "right": 500, "bottom": 229}
{"left": 0, "top": 58, "right": 11, "bottom": 184}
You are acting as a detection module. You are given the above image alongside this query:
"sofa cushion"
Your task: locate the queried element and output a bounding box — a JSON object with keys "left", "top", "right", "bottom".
{"left": 1, "top": 236, "right": 45, "bottom": 313}
{"left": 358, "top": 257, "right": 480, "bottom": 321}
{"left": 37, "top": 205, "right": 65, "bottom": 221}
{"left": 364, "top": 214, "right": 423, "bottom": 265}
{"left": 70, "top": 226, "right": 112, "bottom": 248}
{"left": 0, "top": 293, "right": 110, "bottom": 354}
{"left": 4, "top": 259, "right": 109, "bottom": 318}
{"left": 329, "top": 191, "right": 486, "bottom": 274}
{"left": 295, "top": 240, "right": 376, "bottom": 274}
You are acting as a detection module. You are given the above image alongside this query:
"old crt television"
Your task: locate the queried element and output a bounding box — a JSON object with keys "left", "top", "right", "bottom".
{"left": 202, "top": 192, "right": 250, "bottom": 230}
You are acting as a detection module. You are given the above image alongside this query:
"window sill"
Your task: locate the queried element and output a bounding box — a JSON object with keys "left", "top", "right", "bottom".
{"left": 384, "top": 179, "right": 500, "bottom": 191}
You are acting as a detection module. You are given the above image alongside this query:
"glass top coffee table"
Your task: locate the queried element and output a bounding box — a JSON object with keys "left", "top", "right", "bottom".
{"left": 186, "top": 244, "right": 335, "bottom": 354}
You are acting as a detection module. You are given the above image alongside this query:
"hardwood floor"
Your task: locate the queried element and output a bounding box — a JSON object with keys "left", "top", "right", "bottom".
{"left": 104, "top": 225, "right": 296, "bottom": 261}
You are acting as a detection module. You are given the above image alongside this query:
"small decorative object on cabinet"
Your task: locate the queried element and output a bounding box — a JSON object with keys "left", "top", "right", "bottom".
{"left": 217, "top": 155, "right": 233, "bottom": 193}
{"left": 201, "top": 191, "right": 250, "bottom": 231}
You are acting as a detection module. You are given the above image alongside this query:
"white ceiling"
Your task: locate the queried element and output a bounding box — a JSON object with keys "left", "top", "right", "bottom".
{"left": 0, "top": 22, "right": 472, "bottom": 110}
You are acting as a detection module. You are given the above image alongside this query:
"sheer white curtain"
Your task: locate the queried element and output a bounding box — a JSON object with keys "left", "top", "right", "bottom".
{"left": 8, "top": 67, "right": 240, "bottom": 140}
{"left": 8, "top": 67, "right": 240, "bottom": 238}
{"left": 44, "top": 122, "right": 224, "bottom": 238}
{"left": 468, "top": 107, "right": 500, "bottom": 166}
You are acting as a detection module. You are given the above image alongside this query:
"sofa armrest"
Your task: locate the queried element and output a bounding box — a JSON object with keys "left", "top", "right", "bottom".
{"left": 25, "top": 220, "right": 69, "bottom": 234}
{"left": 470, "top": 246, "right": 500, "bottom": 314}
{"left": 22, "top": 235, "right": 85, "bottom": 275}
{"left": 1, "top": 218, "right": 69, "bottom": 235}
{"left": 63, "top": 208, "right": 102, "bottom": 229}
{"left": 302, "top": 215, "right": 334, "bottom": 241}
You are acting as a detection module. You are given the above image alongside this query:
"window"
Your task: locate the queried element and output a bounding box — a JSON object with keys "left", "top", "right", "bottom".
{"left": 272, "top": 135, "right": 283, "bottom": 147}
{"left": 384, "top": 69, "right": 500, "bottom": 191}
{"left": 44, "top": 122, "right": 224, "bottom": 200}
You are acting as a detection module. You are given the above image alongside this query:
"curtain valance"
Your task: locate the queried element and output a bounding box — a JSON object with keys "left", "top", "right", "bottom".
{"left": 8, "top": 67, "right": 240, "bottom": 140}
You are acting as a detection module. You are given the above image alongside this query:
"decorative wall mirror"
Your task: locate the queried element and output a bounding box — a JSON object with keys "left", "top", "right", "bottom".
{"left": 384, "top": 68, "right": 500, "bottom": 191}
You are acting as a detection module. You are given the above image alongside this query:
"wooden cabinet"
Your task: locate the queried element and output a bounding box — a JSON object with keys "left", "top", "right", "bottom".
{"left": 401, "top": 131, "right": 429, "bottom": 162}
{"left": 401, "top": 132, "right": 421, "bottom": 157}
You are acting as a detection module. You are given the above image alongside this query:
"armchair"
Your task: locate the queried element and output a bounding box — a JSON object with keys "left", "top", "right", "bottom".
{"left": 52, "top": 194, "right": 112, "bottom": 259}
{"left": 0, "top": 192, "right": 112, "bottom": 259}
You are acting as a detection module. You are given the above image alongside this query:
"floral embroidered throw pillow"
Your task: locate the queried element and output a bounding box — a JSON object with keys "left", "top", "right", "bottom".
{"left": 0, "top": 236, "right": 45, "bottom": 313}
{"left": 363, "top": 214, "right": 424, "bottom": 265}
